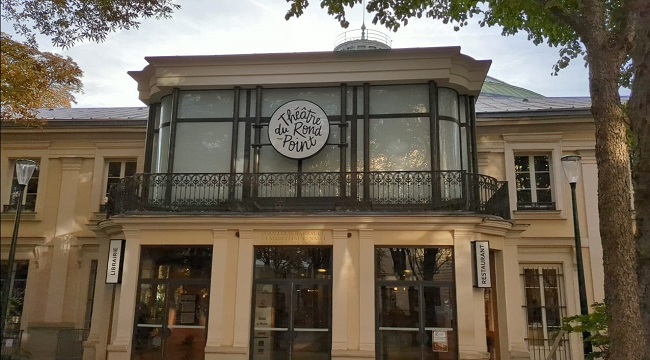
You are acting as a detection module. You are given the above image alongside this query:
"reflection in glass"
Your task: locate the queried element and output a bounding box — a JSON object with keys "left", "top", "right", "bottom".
{"left": 376, "top": 248, "right": 453, "bottom": 281}
{"left": 252, "top": 246, "right": 332, "bottom": 360}
{"left": 437, "top": 88, "right": 459, "bottom": 119}
{"left": 177, "top": 90, "right": 234, "bottom": 119}
{"left": 254, "top": 247, "right": 332, "bottom": 280}
{"left": 369, "top": 85, "right": 429, "bottom": 114}
{"left": 522, "top": 266, "right": 567, "bottom": 351}
{"left": 262, "top": 88, "right": 341, "bottom": 117}
{"left": 439, "top": 120, "right": 461, "bottom": 171}
{"left": 252, "top": 283, "right": 291, "bottom": 360}
{"left": 376, "top": 247, "right": 457, "bottom": 359}
{"left": 369, "top": 118, "right": 430, "bottom": 171}
{"left": 133, "top": 246, "right": 212, "bottom": 360}
{"left": 139, "top": 246, "right": 212, "bottom": 280}
{"left": 173, "top": 122, "right": 233, "bottom": 173}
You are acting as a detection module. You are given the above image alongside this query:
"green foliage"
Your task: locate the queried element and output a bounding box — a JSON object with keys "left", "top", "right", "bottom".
{"left": 562, "top": 302, "right": 609, "bottom": 359}
{"left": 0, "top": 32, "right": 83, "bottom": 126}
{"left": 1, "top": 0, "right": 180, "bottom": 48}
{"left": 284, "top": 0, "right": 635, "bottom": 86}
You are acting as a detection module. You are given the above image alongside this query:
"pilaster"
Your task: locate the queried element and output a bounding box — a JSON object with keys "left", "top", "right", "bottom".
{"left": 83, "top": 236, "right": 111, "bottom": 360}
{"left": 106, "top": 230, "right": 140, "bottom": 360}
{"left": 454, "top": 230, "right": 489, "bottom": 359}
{"left": 357, "top": 229, "right": 375, "bottom": 353}
{"left": 498, "top": 235, "right": 529, "bottom": 360}
{"left": 44, "top": 157, "right": 83, "bottom": 323}
{"left": 232, "top": 229, "right": 254, "bottom": 350}
{"left": 205, "top": 229, "right": 229, "bottom": 348}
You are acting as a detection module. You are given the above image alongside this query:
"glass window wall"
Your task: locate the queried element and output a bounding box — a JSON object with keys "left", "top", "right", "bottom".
{"left": 375, "top": 247, "right": 457, "bottom": 360}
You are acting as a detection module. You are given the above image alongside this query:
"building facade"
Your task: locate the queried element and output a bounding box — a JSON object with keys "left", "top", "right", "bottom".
{"left": 0, "top": 46, "right": 604, "bottom": 360}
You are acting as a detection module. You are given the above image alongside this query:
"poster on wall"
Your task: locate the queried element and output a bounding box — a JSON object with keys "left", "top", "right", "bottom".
{"left": 105, "top": 240, "right": 125, "bottom": 284}
{"left": 432, "top": 331, "right": 449, "bottom": 352}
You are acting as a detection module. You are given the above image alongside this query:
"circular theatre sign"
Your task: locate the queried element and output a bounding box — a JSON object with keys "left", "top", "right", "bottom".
{"left": 268, "top": 100, "right": 330, "bottom": 159}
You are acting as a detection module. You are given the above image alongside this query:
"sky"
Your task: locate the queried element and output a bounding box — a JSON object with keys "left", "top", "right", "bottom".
{"left": 16, "top": 0, "right": 631, "bottom": 108}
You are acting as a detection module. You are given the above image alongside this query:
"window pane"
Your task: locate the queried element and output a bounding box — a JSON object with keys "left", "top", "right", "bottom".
{"left": 108, "top": 162, "right": 121, "bottom": 177}
{"left": 301, "top": 145, "right": 340, "bottom": 172}
{"left": 517, "top": 190, "right": 532, "bottom": 203}
{"left": 262, "top": 88, "right": 340, "bottom": 117}
{"left": 369, "top": 118, "right": 430, "bottom": 171}
{"left": 535, "top": 173, "right": 551, "bottom": 189}
{"left": 254, "top": 246, "right": 332, "bottom": 279}
{"left": 178, "top": 90, "right": 234, "bottom": 118}
{"left": 378, "top": 285, "right": 420, "bottom": 328}
{"left": 459, "top": 96, "right": 467, "bottom": 123}
{"left": 173, "top": 122, "right": 233, "bottom": 173}
{"left": 514, "top": 156, "right": 530, "bottom": 172}
{"left": 156, "top": 126, "right": 170, "bottom": 173}
{"left": 139, "top": 246, "right": 213, "bottom": 279}
{"left": 376, "top": 247, "right": 454, "bottom": 282}
{"left": 26, "top": 179, "right": 38, "bottom": 194}
{"left": 516, "top": 173, "right": 531, "bottom": 190}
{"left": 293, "top": 284, "right": 330, "bottom": 329}
{"left": 125, "top": 162, "right": 137, "bottom": 176}
{"left": 160, "top": 95, "right": 173, "bottom": 126}
{"left": 437, "top": 88, "right": 459, "bottom": 119}
{"left": 537, "top": 190, "right": 553, "bottom": 203}
{"left": 534, "top": 156, "right": 550, "bottom": 172}
{"left": 258, "top": 146, "right": 298, "bottom": 173}
{"left": 439, "top": 120, "right": 461, "bottom": 171}
{"left": 369, "top": 85, "right": 429, "bottom": 114}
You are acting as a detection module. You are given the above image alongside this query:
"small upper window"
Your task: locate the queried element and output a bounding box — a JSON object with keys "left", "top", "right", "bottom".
{"left": 6, "top": 159, "right": 40, "bottom": 212}
{"left": 102, "top": 160, "right": 137, "bottom": 206}
{"left": 514, "top": 155, "right": 555, "bottom": 210}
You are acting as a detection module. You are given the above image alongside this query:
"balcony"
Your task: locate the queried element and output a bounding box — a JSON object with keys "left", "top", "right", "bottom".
{"left": 106, "top": 171, "right": 510, "bottom": 219}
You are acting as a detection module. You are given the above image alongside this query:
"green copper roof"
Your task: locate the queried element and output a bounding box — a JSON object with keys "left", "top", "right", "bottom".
{"left": 480, "top": 76, "right": 545, "bottom": 99}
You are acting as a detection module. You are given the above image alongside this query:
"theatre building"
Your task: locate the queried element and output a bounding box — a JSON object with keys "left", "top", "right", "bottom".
{"left": 1, "top": 35, "right": 605, "bottom": 360}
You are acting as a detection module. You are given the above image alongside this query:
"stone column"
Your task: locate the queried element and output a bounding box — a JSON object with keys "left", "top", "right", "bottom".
{"left": 332, "top": 229, "right": 350, "bottom": 351}
{"left": 358, "top": 229, "right": 375, "bottom": 355}
{"left": 44, "top": 157, "right": 83, "bottom": 323}
{"left": 498, "top": 236, "right": 529, "bottom": 360}
{"left": 83, "top": 236, "right": 111, "bottom": 360}
{"left": 454, "top": 230, "right": 490, "bottom": 360}
{"left": 231, "top": 229, "right": 254, "bottom": 355}
{"left": 205, "top": 229, "right": 228, "bottom": 354}
{"left": 106, "top": 230, "right": 141, "bottom": 360}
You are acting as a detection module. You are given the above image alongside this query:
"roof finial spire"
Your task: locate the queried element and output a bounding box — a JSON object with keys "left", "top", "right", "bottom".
{"left": 361, "top": 0, "right": 366, "bottom": 39}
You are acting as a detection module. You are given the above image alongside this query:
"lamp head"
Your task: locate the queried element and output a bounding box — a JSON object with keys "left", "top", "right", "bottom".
{"left": 15, "top": 159, "right": 38, "bottom": 185}
{"left": 561, "top": 155, "right": 581, "bottom": 184}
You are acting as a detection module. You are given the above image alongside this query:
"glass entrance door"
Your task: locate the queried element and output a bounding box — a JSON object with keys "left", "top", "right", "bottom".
{"left": 132, "top": 246, "right": 212, "bottom": 360}
{"left": 376, "top": 247, "right": 457, "bottom": 360}
{"left": 250, "top": 246, "right": 332, "bottom": 360}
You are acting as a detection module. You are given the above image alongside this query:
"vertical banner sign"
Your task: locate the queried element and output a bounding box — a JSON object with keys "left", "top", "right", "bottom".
{"left": 105, "top": 240, "right": 125, "bottom": 284}
{"left": 472, "top": 241, "right": 492, "bottom": 288}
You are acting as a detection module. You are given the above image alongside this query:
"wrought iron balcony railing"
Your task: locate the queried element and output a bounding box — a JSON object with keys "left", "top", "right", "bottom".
{"left": 106, "top": 171, "right": 510, "bottom": 219}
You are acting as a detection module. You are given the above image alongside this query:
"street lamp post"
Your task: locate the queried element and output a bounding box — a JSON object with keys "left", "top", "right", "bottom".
{"left": 560, "top": 155, "right": 592, "bottom": 356}
{"left": 1, "top": 159, "right": 38, "bottom": 338}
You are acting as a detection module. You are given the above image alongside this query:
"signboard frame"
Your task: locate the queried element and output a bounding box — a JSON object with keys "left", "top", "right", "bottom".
{"left": 471, "top": 241, "right": 492, "bottom": 288}
{"left": 105, "top": 239, "right": 126, "bottom": 284}
{"left": 268, "top": 99, "right": 330, "bottom": 160}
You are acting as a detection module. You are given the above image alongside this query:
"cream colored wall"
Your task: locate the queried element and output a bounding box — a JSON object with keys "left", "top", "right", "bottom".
{"left": 0, "top": 106, "right": 604, "bottom": 360}
{"left": 1, "top": 128, "right": 145, "bottom": 360}
{"left": 478, "top": 115, "right": 605, "bottom": 359}
{"left": 99, "top": 215, "right": 526, "bottom": 360}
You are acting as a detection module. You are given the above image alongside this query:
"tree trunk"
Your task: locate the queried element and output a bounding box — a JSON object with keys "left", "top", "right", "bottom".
{"left": 588, "top": 48, "right": 645, "bottom": 359}
{"left": 629, "top": 7, "right": 650, "bottom": 353}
